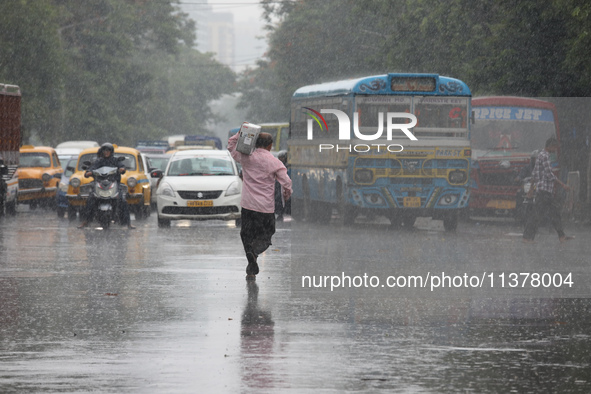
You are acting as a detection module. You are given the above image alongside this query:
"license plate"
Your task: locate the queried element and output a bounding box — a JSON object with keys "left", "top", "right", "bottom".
{"left": 403, "top": 197, "right": 421, "bottom": 208}
{"left": 99, "top": 203, "right": 112, "bottom": 210}
{"left": 188, "top": 200, "right": 213, "bottom": 207}
{"left": 487, "top": 199, "right": 516, "bottom": 209}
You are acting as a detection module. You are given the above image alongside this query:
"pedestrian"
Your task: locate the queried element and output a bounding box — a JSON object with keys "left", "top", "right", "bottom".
{"left": 228, "top": 131, "right": 292, "bottom": 279}
{"left": 522, "top": 137, "right": 572, "bottom": 243}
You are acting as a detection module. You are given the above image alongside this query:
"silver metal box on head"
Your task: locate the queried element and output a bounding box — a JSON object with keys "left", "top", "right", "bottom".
{"left": 236, "top": 122, "right": 261, "bottom": 155}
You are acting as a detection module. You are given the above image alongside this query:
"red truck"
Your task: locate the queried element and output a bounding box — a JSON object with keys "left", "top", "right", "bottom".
{"left": 0, "top": 83, "right": 21, "bottom": 215}
{"left": 470, "top": 97, "right": 560, "bottom": 220}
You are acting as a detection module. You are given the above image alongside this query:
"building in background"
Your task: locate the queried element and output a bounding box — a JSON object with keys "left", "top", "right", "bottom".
{"left": 179, "top": 0, "right": 265, "bottom": 73}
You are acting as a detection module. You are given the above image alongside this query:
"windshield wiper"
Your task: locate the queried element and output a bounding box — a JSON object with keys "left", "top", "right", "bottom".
{"left": 488, "top": 146, "right": 519, "bottom": 150}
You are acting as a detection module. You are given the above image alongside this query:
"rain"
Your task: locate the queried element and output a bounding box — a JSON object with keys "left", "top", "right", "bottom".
{"left": 2, "top": 0, "right": 591, "bottom": 392}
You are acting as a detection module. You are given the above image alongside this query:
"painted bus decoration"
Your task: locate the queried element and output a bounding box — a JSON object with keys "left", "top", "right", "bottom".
{"left": 289, "top": 73, "right": 472, "bottom": 231}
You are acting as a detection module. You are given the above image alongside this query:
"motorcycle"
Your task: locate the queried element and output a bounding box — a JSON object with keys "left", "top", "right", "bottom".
{"left": 515, "top": 176, "right": 534, "bottom": 226}
{"left": 84, "top": 158, "right": 125, "bottom": 229}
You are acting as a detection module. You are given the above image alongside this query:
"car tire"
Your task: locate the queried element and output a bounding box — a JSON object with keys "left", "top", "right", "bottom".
{"left": 5, "top": 200, "right": 17, "bottom": 215}
{"left": 443, "top": 211, "right": 458, "bottom": 232}
{"left": 67, "top": 206, "right": 78, "bottom": 222}
{"left": 157, "top": 216, "right": 171, "bottom": 228}
{"left": 57, "top": 206, "right": 66, "bottom": 218}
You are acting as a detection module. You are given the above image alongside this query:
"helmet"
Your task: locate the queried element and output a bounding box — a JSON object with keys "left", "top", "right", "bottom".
{"left": 98, "top": 143, "right": 114, "bottom": 157}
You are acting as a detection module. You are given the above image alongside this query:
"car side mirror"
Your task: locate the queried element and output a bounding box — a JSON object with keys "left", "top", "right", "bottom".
{"left": 151, "top": 169, "right": 163, "bottom": 179}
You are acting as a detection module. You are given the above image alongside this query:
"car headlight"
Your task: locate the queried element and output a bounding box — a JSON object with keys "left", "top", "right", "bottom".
{"left": 157, "top": 182, "right": 175, "bottom": 198}
{"left": 355, "top": 169, "right": 373, "bottom": 184}
{"left": 42, "top": 173, "right": 52, "bottom": 182}
{"left": 438, "top": 194, "right": 459, "bottom": 206}
{"left": 225, "top": 180, "right": 241, "bottom": 196}
{"left": 70, "top": 177, "right": 81, "bottom": 188}
{"left": 127, "top": 177, "right": 137, "bottom": 188}
{"left": 448, "top": 170, "right": 467, "bottom": 184}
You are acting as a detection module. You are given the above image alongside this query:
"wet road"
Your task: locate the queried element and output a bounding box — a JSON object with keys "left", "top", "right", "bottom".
{"left": 1, "top": 208, "right": 591, "bottom": 392}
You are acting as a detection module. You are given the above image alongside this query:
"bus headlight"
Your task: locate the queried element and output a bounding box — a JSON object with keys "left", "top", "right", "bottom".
{"left": 438, "top": 194, "right": 459, "bottom": 206}
{"left": 448, "top": 170, "right": 467, "bottom": 184}
{"left": 70, "top": 177, "right": 81, "bottom": 188}
{"left": 355, "top": 169, "right": 373, "bottom": 184}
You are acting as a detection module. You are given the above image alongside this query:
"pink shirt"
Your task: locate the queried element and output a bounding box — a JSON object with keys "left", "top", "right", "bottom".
{"left": 228, "top": 132, "right": 292, "bottom": 213}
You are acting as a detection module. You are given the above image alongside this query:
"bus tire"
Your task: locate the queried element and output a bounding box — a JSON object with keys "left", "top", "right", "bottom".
{"left": 443, "top": 211, "right": 458, "bottom": 232}
{"left": 335, "top": 177, "right": 351, "bottom": 225}
{"left": 343, "top": 208, "right": 358, "bottom": 225}
{"left": 402, "top": 214, "right": 417, "bottom": 228}
{"left": 290, "top": 198, "right": 303, "bottom": 220}
{"left": 388, "top": 214, "right": 402, "bottom": 228}
{"left": 302, "top": 177, "right": 312, "bottom": 222}
{"left": 315, "top": 202, "right": 333, "bottom": 224}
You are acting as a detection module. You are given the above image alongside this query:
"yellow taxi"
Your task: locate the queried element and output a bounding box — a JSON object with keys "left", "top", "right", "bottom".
{"left": 17, "top": 145, "right": 64, "bottom": 209}
{"left": 66, "top": 145, "right": 152, "bottom": 220}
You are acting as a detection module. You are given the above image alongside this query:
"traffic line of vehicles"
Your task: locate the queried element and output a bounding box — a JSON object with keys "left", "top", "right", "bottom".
{"left": 3, "top": 77, "right": 561, "bottom": 231}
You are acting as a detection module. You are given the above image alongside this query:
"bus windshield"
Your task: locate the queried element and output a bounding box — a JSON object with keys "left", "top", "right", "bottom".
{"left": 355, "top": 96, "right": 469, "bottom": 138}
{"left": 472, "top": 117, "right": 556, "bottom": 153}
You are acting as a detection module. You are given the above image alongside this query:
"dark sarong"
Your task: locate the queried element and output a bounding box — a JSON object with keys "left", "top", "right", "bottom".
{"left": 240, "top": 208, "right": 276, "bottom": 257}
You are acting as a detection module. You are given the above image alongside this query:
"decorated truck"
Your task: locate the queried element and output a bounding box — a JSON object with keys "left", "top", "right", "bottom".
{"left": 0, "top": 83, "right": 21, "bottom": 215}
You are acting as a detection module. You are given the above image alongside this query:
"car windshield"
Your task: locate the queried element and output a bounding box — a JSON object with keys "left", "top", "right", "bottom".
{"left": 167, "top": 156, "right": 235, "bottom": 176}
{"left": 19, "top": 152, "right": 52, "bottom": 168}
{"left": 64, "top": 159, "right": 77, "bottom": 177}
{"left": 148, "top": 157, "right": 170, "bottom": 171}
{"left": 77, "top": 153, "right": 137, "bottom": 171}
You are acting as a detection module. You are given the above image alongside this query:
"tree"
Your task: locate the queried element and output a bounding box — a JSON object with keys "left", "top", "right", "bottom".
{"left": 0, "top": 0, "right": 65, "bottom": 143}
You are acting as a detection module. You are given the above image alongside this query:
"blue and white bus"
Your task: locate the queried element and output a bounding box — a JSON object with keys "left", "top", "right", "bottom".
{"left": 289, "top": 73, "right": 472, "bottom": 230}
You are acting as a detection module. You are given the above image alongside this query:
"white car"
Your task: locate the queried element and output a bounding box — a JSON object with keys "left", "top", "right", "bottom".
{"left": 156, "top": 149, "right": 242, "bottom": 227}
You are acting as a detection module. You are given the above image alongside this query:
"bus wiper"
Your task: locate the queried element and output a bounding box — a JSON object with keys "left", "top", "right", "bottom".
{"left": 489, "top": 146, "right": 519, "bottom": 150}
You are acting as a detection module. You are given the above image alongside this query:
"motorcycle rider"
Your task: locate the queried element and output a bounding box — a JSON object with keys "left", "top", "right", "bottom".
{"left": 78, "top": 143, "right": 135, "bottom": 229}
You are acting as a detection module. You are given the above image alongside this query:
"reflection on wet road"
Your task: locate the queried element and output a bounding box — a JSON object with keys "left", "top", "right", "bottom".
{"left": 1, "top": 209, "right": 591, "bottom": 392}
